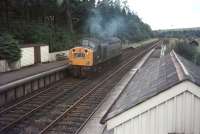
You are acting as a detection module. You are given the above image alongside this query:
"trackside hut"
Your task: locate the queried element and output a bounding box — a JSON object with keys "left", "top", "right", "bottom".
{"left": 20, "top": 44, "right": 49, "bottom": 67}
{"left": 101, "top": 51, "right": 200, "bottom": 134}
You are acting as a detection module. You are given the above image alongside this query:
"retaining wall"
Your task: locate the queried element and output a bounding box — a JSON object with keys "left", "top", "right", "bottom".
{"left": 0, "top": 69, "right": 67, "bottom": 106}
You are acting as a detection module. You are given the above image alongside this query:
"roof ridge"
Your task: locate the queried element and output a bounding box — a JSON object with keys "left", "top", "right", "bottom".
{"left": 170, "top": 51, "right": 185, "bottom": 81}
{"left": 171, "top": 50, "right": 195, "bottom": 82}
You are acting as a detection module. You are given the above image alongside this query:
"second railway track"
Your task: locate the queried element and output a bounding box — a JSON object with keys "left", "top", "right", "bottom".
{"left": 0, "top": 78, "right": 85, "bottom": 132}
{"left": 0, "top": 41, "right": 161, "bottom": 134}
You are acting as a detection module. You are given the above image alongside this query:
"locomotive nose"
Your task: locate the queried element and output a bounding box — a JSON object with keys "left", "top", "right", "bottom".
{"left": 68, "top": 47, "right": 93, "bottom": 66}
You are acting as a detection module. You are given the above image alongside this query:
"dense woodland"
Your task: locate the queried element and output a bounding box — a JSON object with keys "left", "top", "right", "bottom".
{"left": 0, "top": 0, "right": 153, "bottom": 62}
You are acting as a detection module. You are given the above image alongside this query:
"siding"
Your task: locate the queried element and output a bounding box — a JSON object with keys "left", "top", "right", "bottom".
{"left": 40, "top": 46, "right": 49, "bottom": 62}
{"left": 20, "top": 47, "right": 34, "bottom": 67}
{"left": 114, "top": 91, "right": 200, "bottom": 134}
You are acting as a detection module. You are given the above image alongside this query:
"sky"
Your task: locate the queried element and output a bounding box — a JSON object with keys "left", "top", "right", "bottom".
{"left": 127, "top": 0, "right": 200, "bottom": 30}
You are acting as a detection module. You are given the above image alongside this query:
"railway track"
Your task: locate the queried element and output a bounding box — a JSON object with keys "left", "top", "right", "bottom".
{"left": 36, "top": 42, "right": 161, "bottom": 134}
{"left": 0, "top": 41, "right": 161, "bottom": 134}
{"left": 0, "top": 78, "right": 86, "bottom": 133}
{"left": 0, "top": 47, "right": 139, "bottom": 134}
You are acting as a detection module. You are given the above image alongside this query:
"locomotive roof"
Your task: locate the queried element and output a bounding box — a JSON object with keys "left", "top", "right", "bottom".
{"left": 82, "top": 37, "right": 121, "bottom": 44}
{"left": 81, "top": 37, "right": 101, "bottom": 44}
{"left": 80, "top": 37, "right": 121, "bottom": 49}
{"left": 103, "top": 37, "right": 121, "bottom": 44}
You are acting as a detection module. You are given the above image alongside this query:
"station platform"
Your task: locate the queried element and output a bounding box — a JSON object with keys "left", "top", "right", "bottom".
{"left": 0, "top": 60, "right": 68, "bottom": 86}
{"left": 0, "top": 60, "right": 69, "bottom": 106}
{"left": 78, "top": 48, "right": 155, "bottom": 134}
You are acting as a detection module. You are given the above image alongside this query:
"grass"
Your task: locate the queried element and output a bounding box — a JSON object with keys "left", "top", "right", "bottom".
{"left": 122, "top": 38, "right": 159, "bottom": 49}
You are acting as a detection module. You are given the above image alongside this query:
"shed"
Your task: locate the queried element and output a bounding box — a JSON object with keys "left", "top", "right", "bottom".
{"left": 101, "top": 51, "right": 200, "bottom": 134}
{"left": 20, "top": 44, "right": 49, "bottom": 67}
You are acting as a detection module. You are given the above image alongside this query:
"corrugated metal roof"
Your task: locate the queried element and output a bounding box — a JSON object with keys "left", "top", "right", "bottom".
{"left": 102, "top": 51, "right": 200, "bottom": 122}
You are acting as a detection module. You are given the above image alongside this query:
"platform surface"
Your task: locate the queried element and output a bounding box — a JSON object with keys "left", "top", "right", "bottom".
{"left": 0, "top": 61, "right": 68, "bottom": 86}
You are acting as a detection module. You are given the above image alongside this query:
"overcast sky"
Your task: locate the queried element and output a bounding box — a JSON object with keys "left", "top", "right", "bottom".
{"left": 127, "top": 0, "right": 200, "bottom": 30}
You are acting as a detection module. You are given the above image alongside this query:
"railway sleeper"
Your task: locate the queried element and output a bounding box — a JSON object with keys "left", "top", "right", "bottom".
{"left": 48, "top": 127, "right": 75, "bottom": 134}
{"left": 29, "top": 101, "right": 46, "bottom": 105}
{"left": 28, "top": 102, "right": 42, "bottom": 107}
{"left": 55, "top": 123, "right": 81, "bottom": 132}
{"left": 85, "top": 96, "right": 103, "bottom": 100}
{"left": 14, "top": 123, "right": 27, "bottom": 130}
{"left": 37, "top": 94, "right": 56, "bottom": 98}
{"left": 15, "top": 107, "right": 34, "bottom": 112}
{"left": 81, "top": 101, "right": 99, "bottom": 106}
{"left": 71, "top": 111, "right": 91, "bottom": 116}
{"left": 40, "top": 105, "right": 55, "bottom": 111}
{"left": 75, "top": 107, "right": 96, "bottom": 112}
{"left": 23, "top": 103, "right": 40, "bottom": 107}
{"left": 0, "top": 113, "right": 20, "bottom": 119}
{"left": 47, "top": 130, "right": 66, "bottom": 134}
{"left": 87, "top": 96, "right": 104, "bottom": 100}
{"left": 62, "top": 85, "right": 77, "bottom": 88}
{"left": 67, "top": 112, "right": 90, "bottom": 118}
{"left": 10, "top": 108, "right": 29, "bottom": 113}
{"left": 90, "top": 95, "right": 105, "bottom": 100}
{"left": 78, "top": 103, "right": 98, "bottom": 108}
{"left": 72, "top": 107, "right": 92, "bottom": 112}
{"left": 66, "top": 117, "right": 88, "bottom": 123}
{"left": 8, "top": 110, "right": 26, "bottom": 115}
{"left": 57, "top": 121, "right": 82, "bottom": 128}
{"left": 54, "top": 103, "right": 70, "bottom": 109}
{"left": 84, "top": 98, "right": 102, "bottom": 104}
{"left": 0, "top": 117, "right": 15, "bottom": 124}
{"left": 54, "top": 122, "right": 81, "bottom": 130}
{"left": 65, "top": 115, "right": 88, "bottom": 122}
{"left": 75, "top": 105, "right": 92, "bottom": 109}
{"left": 99, "top": 84, "right": 116, "bottom": 89}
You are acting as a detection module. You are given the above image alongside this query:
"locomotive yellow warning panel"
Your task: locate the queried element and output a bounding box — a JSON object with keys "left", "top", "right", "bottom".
{"left": 68, "top": 47, "right": 93, "bottom": 66}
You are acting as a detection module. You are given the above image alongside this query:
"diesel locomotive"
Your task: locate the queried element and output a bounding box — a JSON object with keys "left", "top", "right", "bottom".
{"left": 68, "top": 37, "right": 122, "bottom": 76}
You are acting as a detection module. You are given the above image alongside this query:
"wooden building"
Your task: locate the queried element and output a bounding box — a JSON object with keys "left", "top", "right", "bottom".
{"left": 20, "top": 44, "right": 49, "bottom": 67}
{"left": 102, "top": 51, "right": 200, "bottom": 134}
{"left": 0, "top": 44, "right": 49, "bottom": 72}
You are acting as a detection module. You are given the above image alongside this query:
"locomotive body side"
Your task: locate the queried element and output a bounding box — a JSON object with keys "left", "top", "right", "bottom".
{"left": 102, "top": 38, "right": 122, "bottom": 62}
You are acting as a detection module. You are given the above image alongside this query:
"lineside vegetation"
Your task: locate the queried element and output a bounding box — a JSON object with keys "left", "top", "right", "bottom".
{"left": 0, "top": 0, "right": 153, "bottom": 60}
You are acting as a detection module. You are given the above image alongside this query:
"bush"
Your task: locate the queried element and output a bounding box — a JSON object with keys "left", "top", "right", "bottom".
{"left": 0, "top": 33, "right": 21, "bottom": 62}
{"left": 174, "top": 41, "right": 200, "bottom": 65}
{"left": 11, "top": 24, "right": 74, "bottom": 52}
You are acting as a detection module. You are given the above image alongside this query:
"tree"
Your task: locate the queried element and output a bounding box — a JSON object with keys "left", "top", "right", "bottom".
{"left": 0, "top": 33, "right": 21, "bottom": 62}
{"left": 0, "top": 0, "right": 153, "bottom": 53}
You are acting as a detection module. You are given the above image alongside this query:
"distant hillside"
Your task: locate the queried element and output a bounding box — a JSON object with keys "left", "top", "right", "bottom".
{"left": 154, "top": 27, "right": 200, "bottom": 32}
{"left": 154, "top": 27, "right": 200, "bottom": 38}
